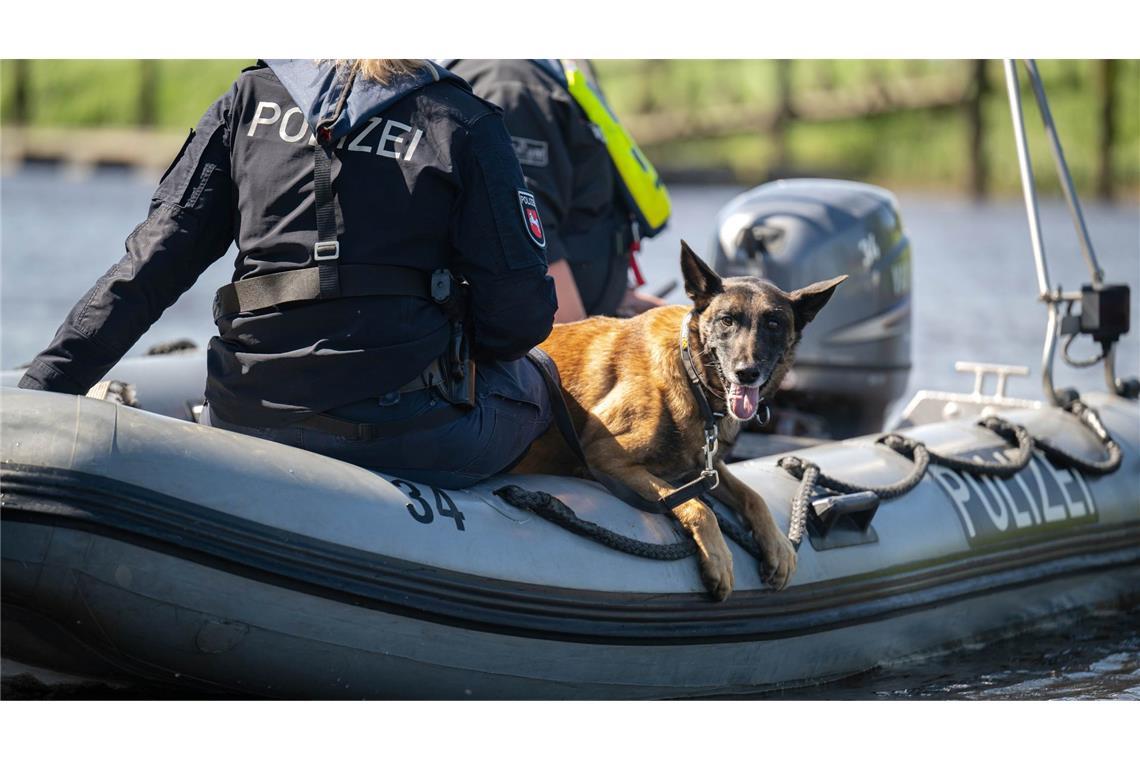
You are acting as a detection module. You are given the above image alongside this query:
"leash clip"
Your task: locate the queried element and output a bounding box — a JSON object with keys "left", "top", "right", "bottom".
{"left": 703, "top": 427, "right": 719, "bottom": 485}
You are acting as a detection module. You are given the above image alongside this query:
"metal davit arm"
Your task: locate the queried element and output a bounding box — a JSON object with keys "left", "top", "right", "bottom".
{"left": 1004, "top": 59, "right": 1064, "bottom": 403}
{"left": 1023, "top": 60, "right": 1105, "bottom": 287}
{"left": 1004, "top": 60, "right": 1052, "bottom": 301}
{"left": 1002, "top": 59, "right": 1132, "bottom": 404}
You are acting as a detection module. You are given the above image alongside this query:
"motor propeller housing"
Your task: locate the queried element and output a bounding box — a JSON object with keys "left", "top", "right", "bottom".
{"left": 711, "top": 179, "right": 913, "bottom": 438}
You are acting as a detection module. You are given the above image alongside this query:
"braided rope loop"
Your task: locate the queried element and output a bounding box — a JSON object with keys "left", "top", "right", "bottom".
{"left": 1036, "top": 401, "right": 1123, "bottom": 475}
{"left": 919, "top": 417, "right": 1033, "bottom": 476}
{"left": 493, "top": 402, "right": 1123, "bottom": 582}
{"left": 786, "top": 463, "right": 818, "bottom": 548}
{"left": 494, "top": 485, "right": 698, "bottom": 561}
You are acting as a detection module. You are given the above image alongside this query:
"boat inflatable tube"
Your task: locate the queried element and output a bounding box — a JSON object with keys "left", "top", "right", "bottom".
{"left": 1, "top": 373, "right": 1138, "bottom": 697}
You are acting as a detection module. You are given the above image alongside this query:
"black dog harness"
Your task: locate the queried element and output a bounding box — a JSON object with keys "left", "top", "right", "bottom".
{"left": 526, "top": 310, "right": 769, "bottom": 515}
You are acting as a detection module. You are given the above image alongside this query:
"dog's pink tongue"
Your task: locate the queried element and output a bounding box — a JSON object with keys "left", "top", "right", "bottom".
{"left": 727, "top": 383, "right": 760, "bottom": 421}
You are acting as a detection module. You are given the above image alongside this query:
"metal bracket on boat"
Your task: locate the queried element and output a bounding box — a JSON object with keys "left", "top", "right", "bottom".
{"left": 896, "top": 362, "right": 1041, "bottom": 428}
{"left": 804, "top": 490, "right": 881, "bottom": 551}
{"left": 1003, "top": 59, "right": 1136, "bottom": 404}
{"left": 809, "top": 491, "right": 879, "bottom": 536}
{"left": 955, "top": 361, "right": 1029, "bottom": 400}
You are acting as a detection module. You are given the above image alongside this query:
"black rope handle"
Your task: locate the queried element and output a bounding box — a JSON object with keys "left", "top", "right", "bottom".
{"left": 777, "top": 409, "right": 1120, "bottom": 547}
{"left": 494, "top": 485, "right": 769, "bottom": 563}
{"left": 494, "top": 485, "right": 698, "bottom": 560}
{"left": 923, "top": 417, "right": 1034, "bottom": 475}
{"left": 1039, "top": 400, "right": 1123, "bottom": 475}
{"left": 786, "top": 462, "right": 818, "bottom": 548}
{"left": 496, "top": 400, "right": 1123, "bottom": 565}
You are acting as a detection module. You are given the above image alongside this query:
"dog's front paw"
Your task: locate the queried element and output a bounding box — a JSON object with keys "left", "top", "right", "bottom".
{"left": 698, "top": 547, "right": 735, "bottom": 602}
{"left": 758, "top": 532, "right": 797, "bottom": 591}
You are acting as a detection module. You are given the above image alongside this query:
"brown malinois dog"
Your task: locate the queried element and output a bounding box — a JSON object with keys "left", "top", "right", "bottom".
{"left": 512, "top": 241, "right": 846, "bottom": 600}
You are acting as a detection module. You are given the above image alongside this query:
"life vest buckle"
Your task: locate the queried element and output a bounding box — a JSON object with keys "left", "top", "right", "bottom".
{"left": 313, "top": 241, "right": 340, "bottom": 261}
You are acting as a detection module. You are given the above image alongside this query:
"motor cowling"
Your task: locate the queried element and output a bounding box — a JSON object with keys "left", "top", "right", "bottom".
{"left": 711, "top": 179, "right": 912, "bottom": 438}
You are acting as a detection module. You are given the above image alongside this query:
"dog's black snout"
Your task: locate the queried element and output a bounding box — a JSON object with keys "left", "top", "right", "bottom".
{"left": 734, "top": 366, "right": 761, "bottom": 385}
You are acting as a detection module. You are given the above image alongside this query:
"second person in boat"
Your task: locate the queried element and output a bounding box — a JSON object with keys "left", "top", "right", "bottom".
{"left": 446, "top": 58, "right": 672, "bottom": 322}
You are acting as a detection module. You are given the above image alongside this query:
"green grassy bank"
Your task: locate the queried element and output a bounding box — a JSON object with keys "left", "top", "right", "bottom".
{"left": 2, "top": 59, "right": 1137, "bottom": 197}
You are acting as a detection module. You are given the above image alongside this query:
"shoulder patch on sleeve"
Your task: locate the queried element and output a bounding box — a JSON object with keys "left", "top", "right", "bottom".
{"left": 518, "top": 190, "right": 546, "bottom": 249}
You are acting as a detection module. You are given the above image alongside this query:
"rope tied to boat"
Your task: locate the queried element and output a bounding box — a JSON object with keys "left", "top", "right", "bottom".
{"left": 784, "top": 461, "right": 818, "bottom": 548}
{"left": 1039, "top": 399, "right": 1123, "bottom": 475}
{"left": 494, "top": 486, "right": 699, "bottom": 561}
{"left": 495, "top": 396, "right": 1122, "bottom": 563}
{"left": 493, "top": 484, "right": 769, "bottom": 563}
{"left": 778, "top": 400, "right": 1119, "bottom": 548}
{"left": 778, "top": 415, "right": 1030, "bottom": 545}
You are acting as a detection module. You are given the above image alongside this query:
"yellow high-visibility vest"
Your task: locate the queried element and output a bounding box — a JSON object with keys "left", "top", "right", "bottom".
{"left": 558, "top": 60, "right": 671, "bottom": 237}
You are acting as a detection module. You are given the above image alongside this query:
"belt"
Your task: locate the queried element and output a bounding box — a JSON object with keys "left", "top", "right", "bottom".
{"left": 300, "top": 401, "right": 466, "bottom": 441}
{"left": 212, "top": 264, "right": 434, "bottom": 322}
{"left": 300, "top": 357, "right": 457, "bottom": 441}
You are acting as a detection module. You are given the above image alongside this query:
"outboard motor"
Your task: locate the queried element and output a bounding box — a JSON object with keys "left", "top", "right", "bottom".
{"left": 712, "top": 179, "right": 912, "bottom": 438}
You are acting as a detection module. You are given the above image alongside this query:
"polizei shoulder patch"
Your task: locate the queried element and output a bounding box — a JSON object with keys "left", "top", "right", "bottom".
{"left": 518, "top": 190, "right": 546, "bottom": 249}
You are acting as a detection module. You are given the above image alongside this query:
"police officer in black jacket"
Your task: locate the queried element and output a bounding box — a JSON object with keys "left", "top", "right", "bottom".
{"left": 447, "top": 59, "right": 666, "bottom": 322}
{"left": 17, "top": 59, "right": 557, "bottom": 488}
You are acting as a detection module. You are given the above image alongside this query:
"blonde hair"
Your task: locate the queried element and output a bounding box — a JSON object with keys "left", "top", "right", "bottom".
{"left": 329, "top": 59, "right": 427, "bottom": 85}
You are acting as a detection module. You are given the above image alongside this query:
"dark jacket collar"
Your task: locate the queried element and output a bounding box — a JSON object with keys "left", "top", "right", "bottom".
{"left": 266, "top": 59, "right": 467, "bottom": 141}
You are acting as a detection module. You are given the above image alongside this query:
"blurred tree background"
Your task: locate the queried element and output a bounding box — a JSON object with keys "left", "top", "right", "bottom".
{"left": 2, "top": 59, "right": 1136, "bottom": 198}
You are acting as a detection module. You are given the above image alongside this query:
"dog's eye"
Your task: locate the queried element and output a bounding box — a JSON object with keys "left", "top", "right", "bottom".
{"left": 719, "top": 315, "right": 734, "bottom": 327}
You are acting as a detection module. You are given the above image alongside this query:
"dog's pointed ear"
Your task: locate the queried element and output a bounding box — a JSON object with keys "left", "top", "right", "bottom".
{"left": 680, "top": 240, "right": 723, "bottom": 311}
{"left": 790, "top": 275, "right": 847, "bottom": 330}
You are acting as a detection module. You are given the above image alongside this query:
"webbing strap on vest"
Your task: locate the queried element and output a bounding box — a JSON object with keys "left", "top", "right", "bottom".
{"left": 212, "top": 265, "right": 433, "bottom": 322}
{"left": 312, "top": 142, "right": 341, "bottom": 299}
{"left": 213, "top": 65, "right": 444, "bottom": 323}
{"left": 311, "top": 65, "right": 357, "bottom": 299}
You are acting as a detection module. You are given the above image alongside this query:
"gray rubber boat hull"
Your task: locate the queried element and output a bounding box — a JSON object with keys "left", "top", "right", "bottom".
{"left": 2, "top": 379, "right": 1138, "bottom": 697}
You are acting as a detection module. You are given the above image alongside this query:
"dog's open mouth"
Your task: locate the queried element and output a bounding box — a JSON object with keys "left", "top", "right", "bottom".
{"left": 726, "top": 383, "right": 761, "bottom": 422}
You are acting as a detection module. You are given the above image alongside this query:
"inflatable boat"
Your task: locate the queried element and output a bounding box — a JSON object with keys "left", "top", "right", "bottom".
{"left": 1, "top": 350, "right": 1137, "bottom": 698}
{"left": 2, "top": 60, "right": 1136, "bottom": 698}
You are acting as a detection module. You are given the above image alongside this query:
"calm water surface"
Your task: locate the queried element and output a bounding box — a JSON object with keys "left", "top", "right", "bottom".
{"left": 1, "top": 168, "right": 1137, "bottom": 699}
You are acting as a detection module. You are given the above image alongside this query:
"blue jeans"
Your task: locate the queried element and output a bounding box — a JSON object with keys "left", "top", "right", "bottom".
{"left": 202, "top": 358, "right": 551, "bottom": 489}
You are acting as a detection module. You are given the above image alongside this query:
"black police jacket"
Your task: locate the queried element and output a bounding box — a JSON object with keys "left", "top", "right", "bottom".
{"left": 448, "top": 59, "right": 632, "bottom": 317}
{"left": 18, "top": 60, "right": 557, "bottom": 428}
